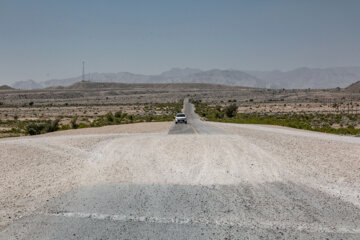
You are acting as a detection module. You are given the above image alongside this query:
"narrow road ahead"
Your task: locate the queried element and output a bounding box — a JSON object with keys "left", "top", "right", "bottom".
{"left": 168, "top": 98, "right": 226, "bottom": 135}
{"left": 1, "top": 100, "right": 360, "bottom": 239}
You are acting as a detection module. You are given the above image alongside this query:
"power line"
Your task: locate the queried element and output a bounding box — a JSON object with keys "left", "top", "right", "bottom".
{"left": 82, "top": 61, "right": 85, "bottom": 82}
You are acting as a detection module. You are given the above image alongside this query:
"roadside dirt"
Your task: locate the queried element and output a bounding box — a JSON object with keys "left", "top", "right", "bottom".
{"left": 0, "top": 122, "right": 171, "bottom": 229}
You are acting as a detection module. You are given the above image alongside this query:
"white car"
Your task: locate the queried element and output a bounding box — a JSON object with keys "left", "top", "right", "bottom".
{"left": 175, "top": 113, "right": 187, "bottom": 124}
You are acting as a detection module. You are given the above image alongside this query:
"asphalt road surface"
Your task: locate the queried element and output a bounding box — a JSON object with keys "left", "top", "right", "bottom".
{"left": 1, "top": 100, "right": 360, "bottom": 239}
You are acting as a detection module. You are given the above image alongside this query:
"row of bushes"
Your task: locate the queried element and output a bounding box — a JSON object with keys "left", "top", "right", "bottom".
{"left": 25, "top": 119, "right": 60, "bottom": 135}
{"left": 21, "top": 112, "right": 178, "bottom": 135}
{"left": 0, "top": 101, "right": 184, "bottom": 136}
{"left": 89, "top": 111, "right": 176, "bottom": 128}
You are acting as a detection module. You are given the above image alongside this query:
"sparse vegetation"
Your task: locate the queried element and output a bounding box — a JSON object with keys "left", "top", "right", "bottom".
{"left": 0, "top": 101, "right": 183, "bottom": 137}
{"left": 89, "top": 102, "right": 182, "bottom": 128}
{"left": 71, "top": 116, "right": 79, "bottom": 129}
{"left": 192, "top": 100, "right": 360, "bottom": 135}
{"left": 224, "top": 103, "right": 238, "bottom": 118}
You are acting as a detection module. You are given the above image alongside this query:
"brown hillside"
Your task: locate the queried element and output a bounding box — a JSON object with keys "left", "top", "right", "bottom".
{"left": 345, "top": 81, "right": 360, "bottom": 93}
{"left": 0, "top": 85, "right": 14, "bottom": 90}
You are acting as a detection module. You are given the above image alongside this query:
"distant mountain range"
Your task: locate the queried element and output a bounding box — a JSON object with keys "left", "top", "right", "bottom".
{"left": 10, "top": 67, "right": 360, "bottom": 90}
{"left": 245, "top": 67, "right": 360, "bottom": 89}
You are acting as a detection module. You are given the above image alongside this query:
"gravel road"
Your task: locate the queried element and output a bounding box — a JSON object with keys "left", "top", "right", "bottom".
{"left": 1, "top": 101, "right": 360, "bottom": 239}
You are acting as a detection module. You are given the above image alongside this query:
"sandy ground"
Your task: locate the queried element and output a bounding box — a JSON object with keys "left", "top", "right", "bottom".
{"left": 210, "top": 122, "right": 360, "bottom": 205}
{"left": 0, "top": 122, "right": 171, "bottom": 229}
{"left": 1, "top": 121, "right": 360, "bottom": 236}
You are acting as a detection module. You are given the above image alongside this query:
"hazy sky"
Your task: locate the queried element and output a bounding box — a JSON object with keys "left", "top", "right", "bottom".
{"left": 1, "top": 0, "right": 360, "bottom": 84}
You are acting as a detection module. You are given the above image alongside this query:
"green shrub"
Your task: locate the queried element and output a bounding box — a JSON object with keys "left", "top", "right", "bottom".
{"left": 25, "top": 119, "right": 59, "bottom": 135}
{"left": 115, "top": 111, "right": 122, "bottom": 118}
{"left": 214, "top": 111, "right": 224, "bottom": 119}
{"left": 224, "top": 104, "right": 238, "bottom": 118}
{"left": 145, "top": 115, "right": 153, "bottom": 122}
{"left": 71, "top": 116, "right": 78, "bottom": 129}
{"left": 105, "top": 112, "right": 114, "bottom": 122}
{"left": 128, "top": 115, "right": 134, "bottom": 123}
{"left": 26, "top": 123, "right": 43, "bottom": 135}
{"left": 78, "top": 123, "right": 89, "bottom": 128}
{"left": 46, "top": 118, "right": 60, "bottom": 132}
{"left": 60, "top": 124, "right": 71, "bottom": 130}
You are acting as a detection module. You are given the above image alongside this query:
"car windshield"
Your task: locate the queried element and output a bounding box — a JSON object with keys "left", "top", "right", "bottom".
{"left": 176, "top": 114, "right": 185, "bottom": 117}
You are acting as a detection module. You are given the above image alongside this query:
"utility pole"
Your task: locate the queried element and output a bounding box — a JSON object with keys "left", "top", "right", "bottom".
{"left": 82, "top": 61, "right": 85, "bottom": 82}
